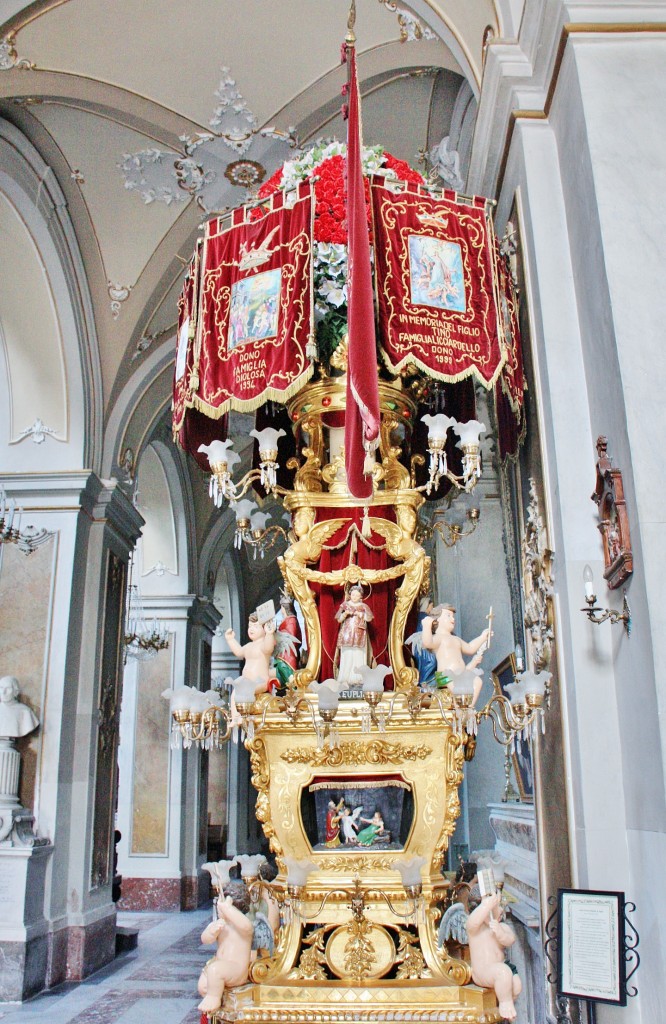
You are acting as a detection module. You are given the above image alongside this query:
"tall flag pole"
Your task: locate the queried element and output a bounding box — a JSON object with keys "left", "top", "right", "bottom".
{"left": 343, "top": 3, "right": 380, "bottom": 502}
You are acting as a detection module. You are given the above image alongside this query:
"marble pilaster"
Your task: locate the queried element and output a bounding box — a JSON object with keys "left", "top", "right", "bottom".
{"left": 117, "top": 594, "right": 195, "bottom": 911}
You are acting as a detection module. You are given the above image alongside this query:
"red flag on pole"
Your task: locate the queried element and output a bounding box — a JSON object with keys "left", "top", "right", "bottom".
{"left": 344, "top": 36, "right": 380, "bottom": 500}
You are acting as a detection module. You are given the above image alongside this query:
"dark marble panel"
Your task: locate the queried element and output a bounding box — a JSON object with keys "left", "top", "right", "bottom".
{"left": 66, "top": 913, "right": 117, "bottom": 981}
{"left": 177, "top": 872, "right": 198, "bottom": 913}
{"left": 117, "top": 878, "right": 181, "bottom": 913}
{"left": 47, "top": 926, "right": 69, "bottom": 988}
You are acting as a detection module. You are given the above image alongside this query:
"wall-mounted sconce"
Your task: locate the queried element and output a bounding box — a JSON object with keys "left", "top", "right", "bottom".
{"left": 581, "top": 564, "right": 631, "bottom": 635}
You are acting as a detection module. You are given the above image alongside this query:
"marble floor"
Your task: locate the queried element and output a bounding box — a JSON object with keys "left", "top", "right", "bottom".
{"left": 0, "top": 910, "right": 211, "bottom": 1024}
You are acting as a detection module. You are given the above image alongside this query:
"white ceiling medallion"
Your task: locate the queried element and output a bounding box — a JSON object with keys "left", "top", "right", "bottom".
{"left": 119, "top": 66, "right": 297, "bottom": 214}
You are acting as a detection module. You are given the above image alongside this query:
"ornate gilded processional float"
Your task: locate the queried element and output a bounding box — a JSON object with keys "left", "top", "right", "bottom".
{"left": 166, "top": 23, "right": 548, "bottom": 1024}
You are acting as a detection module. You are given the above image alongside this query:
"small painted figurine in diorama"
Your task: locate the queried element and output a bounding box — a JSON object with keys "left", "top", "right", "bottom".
{"left": 356, "top": 809, "right": 388, "bottom": 847}
{"left": 340, "top": 804, "right": 363, "bottom": 845}
{"left": 421, "top": 604, "right": 491, "bottom": 706}
{"left": 325, "top": 798, "right": 345, "bottom": 847}
{"left": 335, "top": 584, "right": 373, "bottom": 685}
{"left": 467, "top": 893, "right": 522, "bottom": 1022}
{"left": 224, "top": 609, "right": 276, "bottom": 695}
{"left": 197, "top": 895, "right": 254, "bottom": 1013}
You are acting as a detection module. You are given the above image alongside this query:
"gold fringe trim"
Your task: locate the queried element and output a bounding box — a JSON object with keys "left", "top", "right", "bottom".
{"left": 185, "top": 363, "right": 314, "bottom": 419}
{"left": 379, "top": 344, "right": 506, "bottom": 390}
{"left": 499, "top": 368, "right": 526, "bottom": 415}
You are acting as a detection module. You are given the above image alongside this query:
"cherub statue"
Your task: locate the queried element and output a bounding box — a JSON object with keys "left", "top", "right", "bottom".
{"left": 223, "top": 611, "right": 276, "bottom": 695}
{"left": 467, "top": 893, "right": 522, "bottom": 1022}
{"left": 0, "top": 677, "right": 39, "bottom": 739}
{"left": 438, "top": 890, "right": 521, "bottom": 1022}
{"left": 335, "top": 584, "right": 373, "bottom": 685}
{"left": 197, "top": 895, "right": 254, "bottom": 1013}
{"left": 421, "top": 605, "right": 490, "bottom": 706}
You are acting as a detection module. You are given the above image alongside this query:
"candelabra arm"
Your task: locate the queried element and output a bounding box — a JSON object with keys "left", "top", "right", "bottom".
{"left": 227, "top": 470, "right": 290, "bottom": 503}
{"left": 301, "top": 887, "right": 353, "bottom": 922}
{"left": 366, "top": 887, "right": 420, "bottom": 920}
{"left": 190, "top": 705, "right": 231, "bottom": 744}
{"left": 476, "top": 694, "right": 518, "bottom": 746}
{"left": 243, "top": 524, "right": 290, "bottom": 550}
{"left": 582, "top": 593, "right": 631, "bottom": 635}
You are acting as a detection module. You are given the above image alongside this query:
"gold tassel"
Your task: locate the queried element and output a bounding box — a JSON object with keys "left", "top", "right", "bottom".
{"left": 361, "top": 505, "right": 371, "bottom": 538}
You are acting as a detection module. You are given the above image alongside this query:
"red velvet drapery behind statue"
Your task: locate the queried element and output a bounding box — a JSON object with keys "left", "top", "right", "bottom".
{"left": 310, "top": 506, "right": 399, "bottom": 686}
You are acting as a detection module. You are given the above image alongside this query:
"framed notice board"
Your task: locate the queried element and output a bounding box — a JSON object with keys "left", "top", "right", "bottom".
{"left": 557, "top": 889, "right": 627, "bottom": 1006}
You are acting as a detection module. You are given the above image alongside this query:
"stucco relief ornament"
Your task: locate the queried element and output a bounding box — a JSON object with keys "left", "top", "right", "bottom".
{"left": 521, "top": 479, "right": 554, "bottom": 672}
{"left": 108, "top": 282, "right": 132, "bottom": 319}
{"left": 12, "top": 418, "right": 61, "bottom": 445}
{"left": 374, "top": 2, "right": 434, "bottom": 42}
{"left": 119, "top": 65, "right": 297, "bottom": 213}
{"left": 396, "top": 10, "right": 436, "bottom": 42}
{"left": 0, "top": 35, "right": 35, "bottom": 71}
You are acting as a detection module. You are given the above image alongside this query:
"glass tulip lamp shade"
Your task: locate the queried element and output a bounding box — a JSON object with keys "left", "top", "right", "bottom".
{"left": 250, "top": 511, "right": 270, "bottom": 533}
{"left": 236, "top": 854, "right": 266, "bottom": 880}
{"left": 504, "top": 679, "right": 528, "bottom": 711}
{"left": 230, "top": 675, "right": 261, "bottom": 704}
{"left": 422, "top": 414, "right": 457, "bottom": 489}
{"left": 516, "top": 669, "right": 551, "bottom": 707}
{"left": 454, "top": 419, "right": 486, "bottom": 488}
{"left": 393, "top": 855, "right": 426, "bottom": 895}
{"left": 250, "top": 427, "right": 286, "bottom": 489}
{"left": 450, "top": 667, "right": 476, "bottom": 706}
{"left": 422, "top": 413, "right": 457, "bottom": 445}
{"left": 231, "top": 499, "right": 258, "bottom": 548}
{"left": 285, "top": 857, "right": 317, "bottom": 898}
{"left": 308, "top": 680, "right": 339, "bottom": 715}
{"left": 198, "top": 440, "right": 241, "bottom": 506}
{"left": 358, "top": 664, "right": 391, "bottom": 694}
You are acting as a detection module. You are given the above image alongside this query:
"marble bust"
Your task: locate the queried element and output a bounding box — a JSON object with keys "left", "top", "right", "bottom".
{"left": 0, "top": 677, "right": 39, "bottom": 739}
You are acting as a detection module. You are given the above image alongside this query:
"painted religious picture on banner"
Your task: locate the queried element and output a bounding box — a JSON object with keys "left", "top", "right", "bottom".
{"left": 408, "top": 235, "right": 466, "bottom": 313}
{"left": 228, "top": 268, "right": 281, "bottom": 351}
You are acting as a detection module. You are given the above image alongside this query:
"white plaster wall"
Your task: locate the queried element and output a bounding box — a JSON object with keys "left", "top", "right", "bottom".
{"left": 486, "top": 30, "right": 666, "bottom": 1020}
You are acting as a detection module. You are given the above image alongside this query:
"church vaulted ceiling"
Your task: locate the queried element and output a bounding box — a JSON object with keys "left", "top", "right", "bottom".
{"left": 0, "top": 0, "right": 497, "bottom": 415}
